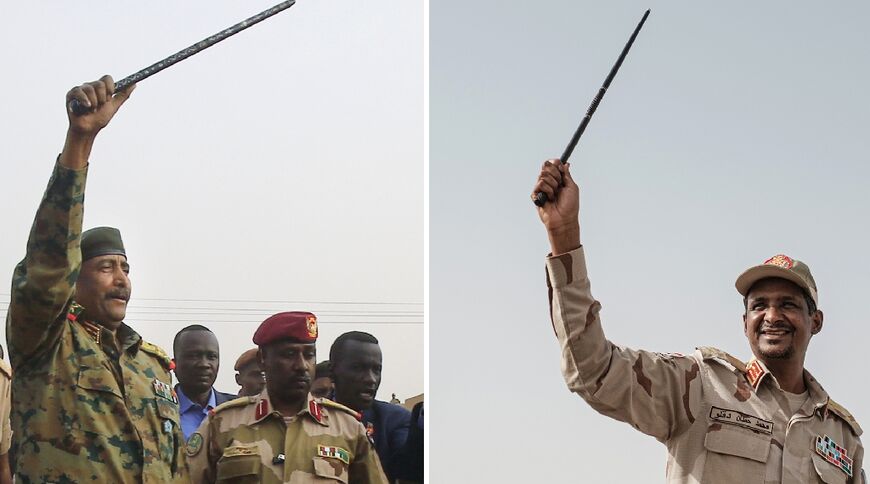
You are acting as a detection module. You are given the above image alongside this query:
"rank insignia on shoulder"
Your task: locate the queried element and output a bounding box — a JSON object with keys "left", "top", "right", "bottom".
{"left": 815, "top": 435, "right": 853, "bottom": 477}
{"left": 309, "top": 400, "right": 323, "bottom": 423}
{"left": 163, "top": 419, "right": 173, "bottom": 433}
{"left": 141, "top": 341, "right": 173, "bottom": 371}
{"left": 153, "top": 379, "right": 178, "bottom": 404}
{"left": 317, "top": 445, "right": 350, "bottom": 465}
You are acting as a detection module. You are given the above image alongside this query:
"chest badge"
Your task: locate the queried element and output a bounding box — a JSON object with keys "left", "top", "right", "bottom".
{"left": 815, "top": 435, "right": 853, "bottom": 478}
{"left": 318, "top": 445, "right": 350, "bottom": 465}
{"left": 153, "top": 379, "right": 178, "bottom": 404}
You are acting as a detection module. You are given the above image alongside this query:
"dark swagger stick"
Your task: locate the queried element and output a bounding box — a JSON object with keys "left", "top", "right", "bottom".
{"left": 69, "top": 0, "right": 297, "bottom": 115}
{"left": 533, "top": 9, "right": 650, "bottom": 207}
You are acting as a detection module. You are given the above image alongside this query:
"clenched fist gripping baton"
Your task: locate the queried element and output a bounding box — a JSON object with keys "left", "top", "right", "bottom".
{"left": 533, "top": 9, "right": 650, "bottom": 207}
{"left": 69, "top": 0, "right": 297, "bottom": 115}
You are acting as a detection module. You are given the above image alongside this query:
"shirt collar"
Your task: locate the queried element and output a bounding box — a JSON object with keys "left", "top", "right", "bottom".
{"left": 252, "top": 390, "right": 328, "bottom": 426}
{"left": 176, "top": 385, "right": 216, "bottom": 414}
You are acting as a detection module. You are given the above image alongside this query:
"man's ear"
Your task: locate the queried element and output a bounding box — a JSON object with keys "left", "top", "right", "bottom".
{"left": 235, "top": 373, "right": 241, "bottom": 386}
{"left": 743, "top": 313, "right": 749, "bottom": 336}
{"left": 811, "top": 309, "right": 824, "bottom": 335}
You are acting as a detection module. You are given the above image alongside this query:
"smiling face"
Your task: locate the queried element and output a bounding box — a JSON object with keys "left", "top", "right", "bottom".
{"left": 743, "top": 277, "right": 823, "bottom": 365}
{"left": 75, "top": 254, "right": 131, "bottom": 330}
{"left": 332, "top": 340, "right": 383, "bottom": 411}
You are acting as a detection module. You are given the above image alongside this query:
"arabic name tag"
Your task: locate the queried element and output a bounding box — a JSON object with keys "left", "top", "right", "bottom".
{"left": 709, "top": 406, "right": 773, "bottom": 435}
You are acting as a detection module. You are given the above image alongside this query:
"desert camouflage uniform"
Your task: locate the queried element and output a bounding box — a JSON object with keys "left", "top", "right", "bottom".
{"left": 546, "top": 247, "right": 865, "bottom": 483}
{"left": 6, "top": 162, "right": 188, "bottom": 483}
{"left": 0, "top": 358, "right": 11, "bottom": 456}
{"left": 187, "top": 390, "right": 388, "bottom": 483}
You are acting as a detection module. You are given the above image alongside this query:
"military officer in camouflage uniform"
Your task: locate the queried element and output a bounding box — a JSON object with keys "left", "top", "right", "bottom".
{"left": 6, "top": 76, "right": 188, "bottom": 483}
{"left": 533, "top": 160, "right": 864, "bottom": 483}
{"left": 187, "top": 311, "right": 388, "bottom": 483}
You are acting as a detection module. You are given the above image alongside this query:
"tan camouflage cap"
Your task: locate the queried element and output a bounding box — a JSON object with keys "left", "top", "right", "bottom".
{"left": 735, "top": 254, "right": 818, "bottom": 306}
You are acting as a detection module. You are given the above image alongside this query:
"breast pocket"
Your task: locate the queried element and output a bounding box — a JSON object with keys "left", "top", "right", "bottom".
{"left": 312, "top": 456, "right": 349, "bottom": 483}
{"left": 216, "top": 446, "right": 262, "bottom": 484}
{"left": 811, "top": 453, "right": 850, "bottom": 484}
{"left": 703, "top": 425, "right": 770, "bottom": 483}
{"left": 75, "top": 364, "right": 124, "bottom": 430}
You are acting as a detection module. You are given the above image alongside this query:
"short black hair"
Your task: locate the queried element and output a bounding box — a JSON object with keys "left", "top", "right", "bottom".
{"left": 173, "top": 324, "right": 214, "bottom": 356}
{"left": 315, "top": 360, "right": 332, "bottom": 379}
{"left": 329, "top": 331, "right": 379, "bottom": 364}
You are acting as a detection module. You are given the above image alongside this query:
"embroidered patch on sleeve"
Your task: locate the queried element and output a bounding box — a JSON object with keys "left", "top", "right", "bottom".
{"left": 186, "top": 433, "right": 203, "bottom": 457}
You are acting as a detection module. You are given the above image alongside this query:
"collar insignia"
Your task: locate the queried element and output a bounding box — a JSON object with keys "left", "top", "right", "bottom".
{"left": 815, "top": 435, "right": 853, "bottom": 477}
{"left": 745, "top": 359, "right": 765, "bottom": 389}
{"left": 255, "top": 398, "right": 270, "bottom": 420}
{"left": 309, "top": 400, "right": 323, "bottom": 422}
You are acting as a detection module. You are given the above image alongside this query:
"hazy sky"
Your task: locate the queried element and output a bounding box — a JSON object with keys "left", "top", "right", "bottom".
{"left": 432, "top": 1, "right": 869, "bottom": 482}
{"left": 0, "top": 0, "right": 423, "bottom": 401}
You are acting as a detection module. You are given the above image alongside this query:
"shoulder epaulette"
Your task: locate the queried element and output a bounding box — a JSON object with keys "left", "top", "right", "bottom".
{"left": 212, "top": 396, "right": 256, "bottom": 415}
{"left": 0, "top": 359, "right": 11, "bottom": 378}
{"left": 140, "top": 341, "right": 173, "bottom": 371}
{"left": 319, "top": 398, "right": 363, "bottom": 421}
{"left": 827, "top": 399, "right": 863, "bottom": 437}
{"left": 697, "top": 346, "right": 747, "bottom": 372}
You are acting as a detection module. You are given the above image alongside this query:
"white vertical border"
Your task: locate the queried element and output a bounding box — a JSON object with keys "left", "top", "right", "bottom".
{"left": 422, "top": 0, "right": 430, "bottom": 481}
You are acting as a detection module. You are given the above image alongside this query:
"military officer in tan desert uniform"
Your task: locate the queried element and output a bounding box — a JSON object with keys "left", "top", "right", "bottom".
{"left": 533, "top": 160, "right": 864, "bottom": 483}
{"left": 187, "top": 311, "right": 388, "bottom": 483}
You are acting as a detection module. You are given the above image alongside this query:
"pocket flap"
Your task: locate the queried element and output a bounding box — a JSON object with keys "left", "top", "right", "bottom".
{"left": 217, "top": 447, "right": 261, "bottom": 479}
{"left": 811, "top": 452, "right": 850, "bottom": 484}
{"left": 704, "top": 426, "right": 770, "bottom": 463}
{"left": 313, "top": 456, "right": 349, "bottom": 483}
{"left": 76, "top": 365, "right": 123, "bottom": 398}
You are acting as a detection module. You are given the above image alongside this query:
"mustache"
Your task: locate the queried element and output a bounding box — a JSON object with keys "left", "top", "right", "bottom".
{"left": 106, "top": 290, "right": 130, "bottom": 301}
{"left": 758, "top": 322, "right": 793, "bottom": 333}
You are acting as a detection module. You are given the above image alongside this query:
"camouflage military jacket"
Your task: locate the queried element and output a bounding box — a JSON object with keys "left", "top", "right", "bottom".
{"left": 546, "top": 247, "right": 865, "bottom": 483}
{"left": 6, "top": 162, "right": 188, "bottom": 483}
{"left": 187, "top": 390, "right": 389, "bottom": 483}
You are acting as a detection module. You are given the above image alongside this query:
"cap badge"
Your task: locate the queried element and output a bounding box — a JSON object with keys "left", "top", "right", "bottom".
{"left": 307, "top": 316, "right": 318, "bottom": 338}
{"left": 764, "top": 254, "right": 794, "bottom": 269}
{"left": 815, "top": 435, "right": 853, "bottom": 477}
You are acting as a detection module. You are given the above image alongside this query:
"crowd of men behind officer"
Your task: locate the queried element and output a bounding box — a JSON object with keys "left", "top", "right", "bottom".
{"left": 1, "top": 75, "right": 422, "bottom": 483}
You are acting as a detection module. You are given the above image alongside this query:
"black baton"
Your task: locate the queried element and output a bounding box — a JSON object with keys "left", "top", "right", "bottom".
{"left": 69, "top": 0, "right": 297, "bottom": 115}
{"left": 534, "top": 9, "right": 650, "bottom": 207}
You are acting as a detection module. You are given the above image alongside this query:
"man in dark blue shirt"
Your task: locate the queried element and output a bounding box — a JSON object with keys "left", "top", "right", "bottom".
{"left": 330, "top": 331, "right": 412, "bottom": 483}
{"left": 172, "top": 325, "right": 236, "bottom": 439}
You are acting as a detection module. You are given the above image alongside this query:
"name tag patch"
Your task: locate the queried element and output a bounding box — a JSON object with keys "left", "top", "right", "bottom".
{"left": 815, "top": 435, "right": 853, "bottom": 478}
{"left": 709, "top": 406, "right": 773, "bottom": 435}
{"left": 318, "top": 445, "right": 350, "bottom": 465}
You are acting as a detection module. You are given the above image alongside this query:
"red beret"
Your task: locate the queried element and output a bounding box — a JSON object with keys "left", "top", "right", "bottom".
{"left": 253, "top": 311, "right": 318, "bottom": 346}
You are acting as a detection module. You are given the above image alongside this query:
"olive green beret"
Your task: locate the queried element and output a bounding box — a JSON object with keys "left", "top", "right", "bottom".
{"left": 81, "top": 226, "right": 126, "bottom": 261}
